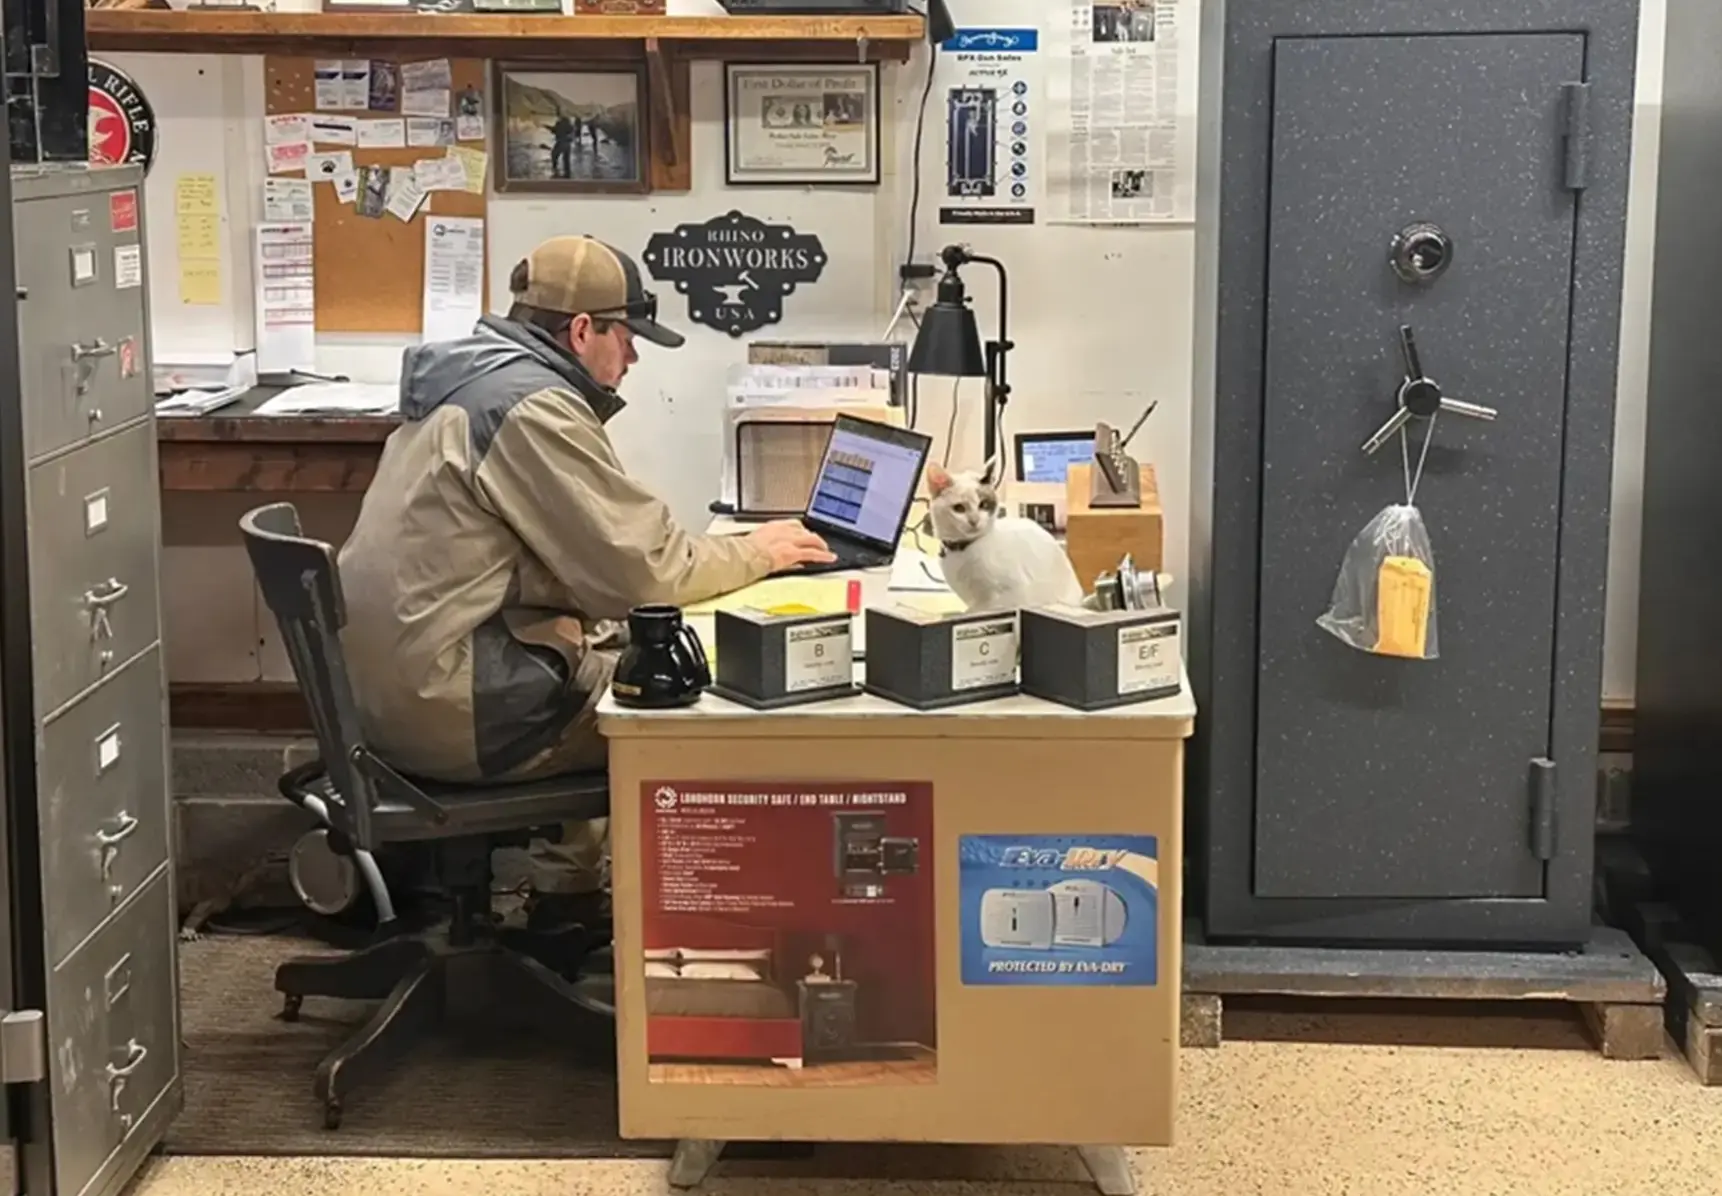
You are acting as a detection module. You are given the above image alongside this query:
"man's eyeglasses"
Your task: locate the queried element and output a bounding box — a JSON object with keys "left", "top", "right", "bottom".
{"left": 590, "top": 290, "right": 659, "bottom": 324}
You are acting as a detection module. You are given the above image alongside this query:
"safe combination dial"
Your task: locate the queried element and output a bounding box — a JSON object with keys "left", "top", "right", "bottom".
{"left": 1360, "top": 324, "right": 1499, "bottom": 455}
{"left": 1389, "top": 222, "right": 1454, "bottom": 285}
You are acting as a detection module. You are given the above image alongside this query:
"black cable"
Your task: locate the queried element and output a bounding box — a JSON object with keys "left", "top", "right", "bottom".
{"left": 903, "top": 22, "right": 939, "bottom": 277}
{"left": 941, "top": 377, "right": 960, "bottom": 467}
{"left": 906, "top": 305, "right": 922, "bottom": 429}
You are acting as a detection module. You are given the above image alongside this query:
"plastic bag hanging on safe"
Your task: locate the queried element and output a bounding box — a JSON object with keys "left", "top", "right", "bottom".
{"left": 1315, "top": 503, "right": 1439, "bottom": 660}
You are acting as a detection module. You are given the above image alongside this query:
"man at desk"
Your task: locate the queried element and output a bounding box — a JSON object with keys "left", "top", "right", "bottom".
{"left": 338, "top": 235, "right": 833, "bottom": 919}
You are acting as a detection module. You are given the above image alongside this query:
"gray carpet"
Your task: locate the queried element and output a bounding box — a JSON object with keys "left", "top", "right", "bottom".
{"left": 170, "top": 932, "right": 670, "bottom": 1159}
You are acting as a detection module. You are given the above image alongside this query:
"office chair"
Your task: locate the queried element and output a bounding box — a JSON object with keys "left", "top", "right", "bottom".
{"left": 240, "top": 502, "right": 615, "bottom": 1130}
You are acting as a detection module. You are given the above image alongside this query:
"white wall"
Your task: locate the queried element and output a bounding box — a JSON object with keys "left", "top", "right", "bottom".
{"left": 122, "top": 0, "right": 1664, "bottom": 699}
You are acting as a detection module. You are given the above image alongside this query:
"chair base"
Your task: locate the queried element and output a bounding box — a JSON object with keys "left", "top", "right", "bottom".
{"left": 276, "top": 932, "right": 614, "bottom": 1129}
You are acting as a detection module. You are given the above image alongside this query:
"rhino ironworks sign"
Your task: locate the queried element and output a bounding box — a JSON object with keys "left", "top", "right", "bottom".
{"left": 641, "top": 210, "right": 827, "bottom": 338}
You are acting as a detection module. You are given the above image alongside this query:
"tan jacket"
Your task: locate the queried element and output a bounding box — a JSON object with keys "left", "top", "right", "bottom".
{"left": 338, "top": 316, "right": 769, "bottom": 781}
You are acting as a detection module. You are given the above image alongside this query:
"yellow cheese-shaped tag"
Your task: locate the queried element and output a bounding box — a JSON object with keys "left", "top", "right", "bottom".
{"left": 1374, "top": 554, "right": 1432, "bottom": 659}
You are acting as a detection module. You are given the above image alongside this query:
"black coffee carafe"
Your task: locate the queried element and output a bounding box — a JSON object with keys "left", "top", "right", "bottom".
{"left": 611, "top": 604, "right": 710, "bottom": 709}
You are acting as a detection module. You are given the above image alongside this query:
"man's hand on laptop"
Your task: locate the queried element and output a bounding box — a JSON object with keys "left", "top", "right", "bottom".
{"left": 749, "top": 521, "right": 836, "bottom": 571}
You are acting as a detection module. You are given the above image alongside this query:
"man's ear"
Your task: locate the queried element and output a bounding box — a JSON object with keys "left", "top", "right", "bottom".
{"left": 565, "top": 313, "right": 592, "bottom": 353}
{"left": 926, "top": 462, "right": 952, "bottom": 495}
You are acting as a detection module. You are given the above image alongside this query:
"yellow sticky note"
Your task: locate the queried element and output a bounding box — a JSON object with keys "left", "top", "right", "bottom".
{"left": 683, "top": 578, "right": 846, "bottom": 617}
{"left": 447, "top": 145, "right": 488, "bottom": 194}
{"left": 175, "top": 173, "right": 219, "bottom": 216}
{"left": 178, "top": 260, "right": 222, "bottom": 306}
{"left": 176, "top": 213, "right": 220, "bottom": 261}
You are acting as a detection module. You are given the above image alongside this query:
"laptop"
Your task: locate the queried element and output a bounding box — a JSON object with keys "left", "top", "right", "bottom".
{"left": 778, "top": 414, "right": 933, "bottom": 576}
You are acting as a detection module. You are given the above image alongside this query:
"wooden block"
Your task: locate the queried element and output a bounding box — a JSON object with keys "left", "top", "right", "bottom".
{"left": 1686, "top": 1009, "right": 1722, "bottom": 1085}
{"left": 1581, "top": 1002, "right": 1666, "bottom": 1061}
{"left": 1184, "top": 925, "right": 1666, "bottom": 1006}
{"left": 1064, "top": 462, "right": 1163, "bottom": 593}
{"left": 1181, "top": 992, "right": 1222, "bottom": 1048}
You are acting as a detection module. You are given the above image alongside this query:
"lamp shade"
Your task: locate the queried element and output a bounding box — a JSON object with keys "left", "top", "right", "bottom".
{"left": 908, "top": 300, "right": 986, "bottom": 378}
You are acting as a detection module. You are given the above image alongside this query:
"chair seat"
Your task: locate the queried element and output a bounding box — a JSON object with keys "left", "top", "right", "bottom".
{"left": 284, "top": 760, "right": 609, "bottom": 844}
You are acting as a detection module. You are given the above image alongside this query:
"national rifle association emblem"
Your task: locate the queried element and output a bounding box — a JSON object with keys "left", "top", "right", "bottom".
{"left": 88, "top": 59, "right": 158, "bottom": 175}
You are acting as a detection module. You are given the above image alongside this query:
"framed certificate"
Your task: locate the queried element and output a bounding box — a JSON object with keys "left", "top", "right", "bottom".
{"left": 723, "top": 63, "right": 882, "bottom": 187}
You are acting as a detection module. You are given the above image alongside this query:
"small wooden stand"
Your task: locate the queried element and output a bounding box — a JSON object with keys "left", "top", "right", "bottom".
{"left": 1065, "top": 463, "right": 1163, "bottom": 594}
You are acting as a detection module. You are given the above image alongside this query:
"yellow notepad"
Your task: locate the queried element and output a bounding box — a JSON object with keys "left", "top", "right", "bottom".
{"left": 683, "top": 577, "right": 848, "bottom": 617}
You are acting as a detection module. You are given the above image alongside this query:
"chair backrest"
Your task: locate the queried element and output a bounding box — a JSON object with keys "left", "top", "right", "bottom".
{"left": 239, "top": 502, "right": 375, "bottom": 849}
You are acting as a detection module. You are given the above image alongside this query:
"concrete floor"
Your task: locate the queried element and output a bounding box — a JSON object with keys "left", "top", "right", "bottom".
{"left": 128, "top": 1003, "right": 1721, "bottom": 1196}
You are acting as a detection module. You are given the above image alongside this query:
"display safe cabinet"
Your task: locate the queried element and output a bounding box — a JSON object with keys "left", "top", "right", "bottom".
{"left": 1633, "top": 0, "right": 1722, "bottom": 953}
{"left": 1188, "top": 0, "right": 1640, "bottom": 947}
{"left": 0, "top": 161, "right": 181, "bottom": 1196}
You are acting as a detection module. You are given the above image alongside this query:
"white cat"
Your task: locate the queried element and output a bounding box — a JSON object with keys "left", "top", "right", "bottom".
{"left": 926, "top": 463, "right": 1085, "bottom": 611}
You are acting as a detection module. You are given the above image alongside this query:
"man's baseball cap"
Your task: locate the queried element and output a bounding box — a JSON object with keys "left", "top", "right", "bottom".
{"left": 511, "top": 235, "right": 685, "bottom": 349}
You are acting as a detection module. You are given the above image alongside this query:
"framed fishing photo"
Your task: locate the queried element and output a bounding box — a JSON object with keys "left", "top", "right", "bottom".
{"left": 723, "top": 63, "right": 882, "bottom": 187}
{"left": 492, "top": 60, "right": 650, "bottom": 195}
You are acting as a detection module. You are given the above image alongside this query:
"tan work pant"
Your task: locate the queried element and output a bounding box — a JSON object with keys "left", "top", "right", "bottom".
{"left": 501, "top": 647, "right": 618, "bottom": 896}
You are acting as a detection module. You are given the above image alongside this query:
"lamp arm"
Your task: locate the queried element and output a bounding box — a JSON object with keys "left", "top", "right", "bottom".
{"left": 965, "top": 253, "right": 1011, "bottom": 471}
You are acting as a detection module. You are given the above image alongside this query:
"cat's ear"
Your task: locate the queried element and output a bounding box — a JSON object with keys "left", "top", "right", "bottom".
{"left": 926, "top": 462, "right": 952, "bottom": 495}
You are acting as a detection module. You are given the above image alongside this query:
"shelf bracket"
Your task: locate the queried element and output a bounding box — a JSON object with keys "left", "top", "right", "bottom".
{"left": 645, "top": 38, "right": 678, "bottom": 171}
{"left": 857, "top": 32, "right": 869, "bottom": 62}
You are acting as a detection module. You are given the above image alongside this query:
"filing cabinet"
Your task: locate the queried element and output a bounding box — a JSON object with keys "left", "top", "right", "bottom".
{"left": 1, "top": 163, "right": 181, "bottom": 1196}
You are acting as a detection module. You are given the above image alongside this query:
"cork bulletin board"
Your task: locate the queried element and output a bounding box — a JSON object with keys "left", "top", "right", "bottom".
{"left": 264, "top": 56, "right": 491, "bottom": 334}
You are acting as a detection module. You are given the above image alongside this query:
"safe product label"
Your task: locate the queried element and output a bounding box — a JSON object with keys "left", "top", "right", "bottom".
{"left": 784, "top": 618, "right": 851, "bottom": 693}
{"left": 1117, "top": 620, "right": 1180, "bottom": 696}
{"left": 640, "top": 781, "right": 937, "bottom": 1085}
{"left": 951, "top": 618, "right": 1016, "bottom": 691}
{"left": 959, "top": 834, "right": 1159, "bottom": 986}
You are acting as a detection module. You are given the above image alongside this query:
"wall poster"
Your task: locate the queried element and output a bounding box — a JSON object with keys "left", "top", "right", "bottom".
{"left": 640, "top": 781, "right": 936, "bottom": 1085}
{"left": 939, "top": 27, "right": 1040, "bottom": 226}
{"left": 958, "top": 834, "right": 1160, "bottom": 986}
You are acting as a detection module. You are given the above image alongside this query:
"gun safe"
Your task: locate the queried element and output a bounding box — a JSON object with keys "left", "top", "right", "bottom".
{"left": 1633, "top": 0, "right": 1722, "bottom": 953}
{"left": 1188, "top": 0, "right": 1640, "bottom": 946}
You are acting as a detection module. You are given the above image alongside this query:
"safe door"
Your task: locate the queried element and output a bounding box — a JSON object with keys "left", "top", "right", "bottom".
{"left": 1252, "top": 33, "right": 1585, "bottom": 900}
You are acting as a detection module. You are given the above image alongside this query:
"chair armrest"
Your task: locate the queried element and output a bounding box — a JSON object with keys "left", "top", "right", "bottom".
{"left": 278, "top": 757, "right": 330, "bottom": 808}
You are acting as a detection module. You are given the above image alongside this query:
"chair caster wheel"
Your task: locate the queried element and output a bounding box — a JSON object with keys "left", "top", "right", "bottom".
{"left": 323, "top": 1100, "right": 342, "bottom": 1130}
{"left": 280, "top": 995, "right": 303, "bottom": 1022}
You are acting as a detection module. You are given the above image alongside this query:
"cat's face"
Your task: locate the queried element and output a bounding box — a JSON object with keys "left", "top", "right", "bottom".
{"left": 926, "top": 463, "right": 1000, "bottom": 543}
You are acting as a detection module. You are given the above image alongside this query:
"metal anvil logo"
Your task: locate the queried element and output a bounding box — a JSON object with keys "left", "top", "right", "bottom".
{"left": 641, "top": 210, "right": 827, "bottom": 338}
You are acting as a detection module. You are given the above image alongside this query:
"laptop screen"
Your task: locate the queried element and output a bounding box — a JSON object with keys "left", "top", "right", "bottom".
{"left": 803, "top": 415, "right": 932, "bottom": 550}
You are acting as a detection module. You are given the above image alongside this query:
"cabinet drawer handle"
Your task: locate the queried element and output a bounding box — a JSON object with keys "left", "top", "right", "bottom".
{"left": 107, "top": 1039, "right": 147, "bottom": 1080}
{"left": 84, "top": 579, "right": 129, "bottom": 608}
{"left": 97, "top": 813, "right": 139, "bottom": 845}
{"left": 73, "top": 339, "right": 118, "bottom": 362}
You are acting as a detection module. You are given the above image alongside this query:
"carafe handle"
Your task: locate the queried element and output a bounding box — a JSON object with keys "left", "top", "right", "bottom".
{"left": 674, "top": 623, "right": 711, "bottom": 689}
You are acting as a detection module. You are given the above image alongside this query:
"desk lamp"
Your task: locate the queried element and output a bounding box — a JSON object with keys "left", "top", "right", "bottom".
{"left": 908, "top": 244, "right": 1012, "bottom": 474}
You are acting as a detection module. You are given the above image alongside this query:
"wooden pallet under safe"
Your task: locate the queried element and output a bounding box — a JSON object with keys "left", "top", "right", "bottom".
{"left": 1595, "top": 838, "right": 1722, "bottom": 1085}
{"left": 1173, "top": 918, "right": 1668, "bottom": 1061}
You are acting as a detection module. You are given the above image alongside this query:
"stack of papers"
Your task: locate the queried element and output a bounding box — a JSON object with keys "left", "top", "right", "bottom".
{"left": 725, "top": 363, "right": 894, "bottom": 408}
{"left": 253, "top": 382, "right": 399, "bottom": 417}
{"left": 155, "top": 386, "right": 248, "bottom": 418}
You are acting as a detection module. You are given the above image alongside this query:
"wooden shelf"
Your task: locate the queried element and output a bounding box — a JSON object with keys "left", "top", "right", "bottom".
{"left": 85, "top": 10, "right": 926, "bottom": 60}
